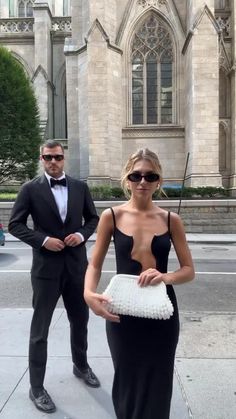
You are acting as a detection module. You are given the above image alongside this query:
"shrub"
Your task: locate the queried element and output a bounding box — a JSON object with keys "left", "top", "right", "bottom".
{"left": 110, "top": 187, "right": 126, "bottom": 199}
{"left": 0, "top": 46, "right": 41, "bottom": 184}
{"left": 90, "top": 186, "right": 112, "bottom": 200}
{"left": 0, "top": 186, "right": 230, "bottom": 201}
{"left": 181, "top": 187, "right": 229, "bottom": 198}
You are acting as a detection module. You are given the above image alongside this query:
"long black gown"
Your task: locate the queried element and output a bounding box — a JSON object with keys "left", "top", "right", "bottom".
{"left": 106, "top": 208, "right": 179, "bottom": 419}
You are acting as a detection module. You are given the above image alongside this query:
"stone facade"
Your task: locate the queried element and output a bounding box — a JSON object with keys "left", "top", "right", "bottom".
{"left": 0, "top": 0, "right": 235, "bottom": 191}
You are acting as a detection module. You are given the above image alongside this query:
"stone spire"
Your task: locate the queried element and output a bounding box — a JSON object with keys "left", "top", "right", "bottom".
{"left": 71, "top": 0, "right": 117, "bottom": 46}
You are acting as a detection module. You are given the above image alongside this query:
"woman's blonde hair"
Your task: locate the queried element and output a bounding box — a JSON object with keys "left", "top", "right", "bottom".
{"left": 121, "top": 148, "right": 164, "bottom": 198}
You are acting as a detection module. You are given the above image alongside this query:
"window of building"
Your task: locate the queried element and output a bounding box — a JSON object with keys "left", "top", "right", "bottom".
{"left": 18, "top": 0, "right": 34, "bottom": 17}
{"left": 63, "top": 0, "right": 69, "bottom": 16}
{"left": 131, "top": 14, "right": 174, "bottom": 125}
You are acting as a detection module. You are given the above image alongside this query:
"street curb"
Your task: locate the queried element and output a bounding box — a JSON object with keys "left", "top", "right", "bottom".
{"left": 4, "top": 236, "right": 236, "bottom": 245}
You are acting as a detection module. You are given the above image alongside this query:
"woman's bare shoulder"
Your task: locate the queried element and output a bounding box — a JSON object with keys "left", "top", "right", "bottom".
{"left": 168, "top": 211, "right": 185, "bottom": 234}
{"left": 109, "top": 203, "right": 129, "bottom": 215}
{"left": 100, "top": 208, "right": 113, "bottom": 222}
{"left": 155, "top": 207, "right": 183, "bottom": 230}
{"left": 97, "top": 209, "right": 114, "bottom": 235}
{"left": 156, "top": 206, "right": 181, "bottom": 219}
{"left": 102, "top": 204, "right": 123, "bottom": 214}
{"left": 101, "top": 205, "right": 127, "bottom": 221}
{"left": 155, "top": 206, "right": 170, "bottom": 219}
{"left": 169, "top": 211, "right": 182, "bottom": 223}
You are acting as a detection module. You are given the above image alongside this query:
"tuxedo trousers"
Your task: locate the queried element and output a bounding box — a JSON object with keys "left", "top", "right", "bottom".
{"left": 29, "top": 268, "right": 89, "bottom": 390}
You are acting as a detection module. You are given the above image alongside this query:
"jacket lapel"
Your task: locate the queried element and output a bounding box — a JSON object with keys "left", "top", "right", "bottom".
{"left": 64, "top": 176, "right": 74, "bottom": 224}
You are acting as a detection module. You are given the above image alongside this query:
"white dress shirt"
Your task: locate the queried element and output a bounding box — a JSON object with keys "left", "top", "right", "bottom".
{"left": 42, "top": 172, "right": 84, "bottom": 245}
{"left": 45, "top": 172, "right": 68, "bottom": 222}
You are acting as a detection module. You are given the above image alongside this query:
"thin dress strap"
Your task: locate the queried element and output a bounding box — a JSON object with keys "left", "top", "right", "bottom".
{"left": 167, "top": 211, "right": 171, "bottom": 236}
{"left": 110, "top": 207, "right": 116, "bottom": 231}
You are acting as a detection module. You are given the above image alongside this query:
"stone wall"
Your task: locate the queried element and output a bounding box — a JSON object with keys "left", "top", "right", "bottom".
{"left": 1, "top": 200, "right": 236, "bottom": 234}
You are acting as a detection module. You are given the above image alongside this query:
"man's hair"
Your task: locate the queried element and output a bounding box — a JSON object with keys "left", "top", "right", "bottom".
{"left": 40, "top": 140, "right": 64, "bottom": 154}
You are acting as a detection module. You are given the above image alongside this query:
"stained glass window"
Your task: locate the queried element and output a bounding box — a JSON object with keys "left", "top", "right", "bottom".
{"left": 131, "top": 14, "right": 174, "bottom": 125}
{"left": 18, "top": 1, "right": 25, "bottom": 17}
{"left": 26, "top": 1, "right": 34, "bottom": 17}
{"left": 18, "top": 0, "right": 35, "bottom": 17}
{"left": 132, "top": 53, "right": 144, "bottom": 124}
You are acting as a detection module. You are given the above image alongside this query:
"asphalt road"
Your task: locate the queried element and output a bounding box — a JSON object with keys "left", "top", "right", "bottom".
{"left": 0, "top": 240, "right": 236, "bottom": 312}
{"left": 1, "top": 239, "right": 236, "bottom": 418}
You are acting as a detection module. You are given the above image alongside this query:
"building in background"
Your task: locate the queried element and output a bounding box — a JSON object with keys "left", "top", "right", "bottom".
{"left": 0, "top": 0, "right": 235, "bottom": 192}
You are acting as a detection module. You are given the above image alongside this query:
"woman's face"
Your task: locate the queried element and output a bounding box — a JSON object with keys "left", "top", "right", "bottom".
{"left": 127, "top": 159, "right": 159, "bottom": 198}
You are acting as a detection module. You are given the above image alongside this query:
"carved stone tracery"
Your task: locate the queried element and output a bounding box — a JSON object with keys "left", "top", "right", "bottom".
{"left": 122, "top": 128, "right": 184, "bottom": 138}
{"left": 52, "top": 18, "right": 72, "bottom": 32}
{"left": 216, "top": 16, "right": 230, "bottom": 37}
{"left": 132, "top": 14, "right": 173, "bottom": 61}
{"left": 0, "top": 18, "right": 34, "bottom": 32}
{"left": 137, "top": 0, "right": 167, "bottom": 8}
{"left": 0, "top": 17, "right": 72, "bottom": 33}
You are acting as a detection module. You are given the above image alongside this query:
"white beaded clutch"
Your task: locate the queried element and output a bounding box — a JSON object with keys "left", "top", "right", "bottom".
{"left": 103, "top": 274, "right": 174, "bottom": 320}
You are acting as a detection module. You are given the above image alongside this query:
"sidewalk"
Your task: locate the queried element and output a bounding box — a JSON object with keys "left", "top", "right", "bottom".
{"left": 0, "top": 308, "right": 193, "bottom": 419}
{"left": 1, "top": 234, "right": 236, "bottom": 418}
{"left": 1, "top": 308, "right": 236, "bottom": 418}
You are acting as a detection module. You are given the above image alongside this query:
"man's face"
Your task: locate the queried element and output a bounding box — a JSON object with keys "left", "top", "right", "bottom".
{"left": 41, "top": 146, "right": 65, "bottom": 178}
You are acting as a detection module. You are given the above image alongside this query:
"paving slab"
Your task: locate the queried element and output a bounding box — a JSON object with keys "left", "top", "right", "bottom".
{"left": 177, "top": 312, "right": 236, "bottom": 358}
{"left": 0, "top": 357, "right": 115, "bottom": 419}
{"left": 0, "top": 308, "right": 190, "bottom": 419}
{"left": 175, "top": 359, "right": 236, "bottom": 419}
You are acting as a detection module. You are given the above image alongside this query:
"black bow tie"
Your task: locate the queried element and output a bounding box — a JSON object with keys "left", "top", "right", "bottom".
{"left": 50, "top": 178, "right": 67, "bottom": 188}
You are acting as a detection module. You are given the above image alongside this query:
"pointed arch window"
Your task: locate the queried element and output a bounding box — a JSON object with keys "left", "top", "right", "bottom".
{"left": 18, "top": 0, "right": 34, "bottom": 17}
{"left": 131, "top": 14, "right": 174, "bottom": 125}
{"left": 18, "top": 1, "right": 25, "bottom": 17}
{"left": 63, "top": 0, "right": 70, "bottom": 16}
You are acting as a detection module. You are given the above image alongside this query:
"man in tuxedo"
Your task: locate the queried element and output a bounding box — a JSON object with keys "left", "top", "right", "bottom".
{"left": 8, "top": 140, "right": 100, "bottom": 413}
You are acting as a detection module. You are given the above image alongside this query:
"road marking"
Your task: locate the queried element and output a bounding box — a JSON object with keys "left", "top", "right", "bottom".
{"left": 0, "top": 270, "right": 30, "bottom": 273}
{"left": 0, "top": 270, "right": 236, "bottom": 275}
{"left": 0, "top": 247, "right": 30, "bottom": 250}
{"left": 197, "top": 272, "right": 236, "bottom": 275}
{"left": 102, "top": 271, "right": 236, "bottom": 275}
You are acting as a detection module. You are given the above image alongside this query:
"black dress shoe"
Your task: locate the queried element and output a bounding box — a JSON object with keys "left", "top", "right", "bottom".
{"left": 73, "top": 365, "right": 101, "bottom": 388}
{"left": 29, "top": 388, "right": 56, "bottom": 413}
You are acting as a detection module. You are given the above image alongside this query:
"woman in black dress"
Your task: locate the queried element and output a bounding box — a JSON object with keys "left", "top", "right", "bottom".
{"left": 84, "top": 148, "right": 195, "bottom": 419}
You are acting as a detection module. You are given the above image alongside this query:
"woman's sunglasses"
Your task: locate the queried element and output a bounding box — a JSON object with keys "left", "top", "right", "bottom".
{"left": 42, "top": 154, "right": 64, "bottom": 162}
{"left": 127, "top": 172, "right": 160, "bottom": 183}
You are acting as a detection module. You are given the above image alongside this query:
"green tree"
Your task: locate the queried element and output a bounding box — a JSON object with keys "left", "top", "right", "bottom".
{"left": 0, "top": 46, "right": 41, "bottom": 183}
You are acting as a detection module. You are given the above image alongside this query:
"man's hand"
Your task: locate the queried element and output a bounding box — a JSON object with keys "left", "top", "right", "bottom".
{"left": 64, "top": 234, "right": 82, "bottom": 247}
{"left": 43, "top": 238, "right": 65, "bottom": 252}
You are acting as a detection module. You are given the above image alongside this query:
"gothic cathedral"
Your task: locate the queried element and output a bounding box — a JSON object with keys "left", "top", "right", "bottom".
{"left": 0, "top": 1, "right": 235, "bottom": 192}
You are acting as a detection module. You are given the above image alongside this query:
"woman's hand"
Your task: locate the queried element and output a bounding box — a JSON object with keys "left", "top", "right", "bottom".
{"left": 84, "top": 291, "right": 120, "bottom": 323}
{"left": 138, "top": 268, "right": 163, "bottom": 287}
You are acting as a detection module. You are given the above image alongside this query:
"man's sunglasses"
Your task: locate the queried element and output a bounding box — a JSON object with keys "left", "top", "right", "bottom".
{"left": 127, "top": 172, "right": 160, "bottom": 183}
{"left": 42, "top": 154, "right": 64, "bottom": 162}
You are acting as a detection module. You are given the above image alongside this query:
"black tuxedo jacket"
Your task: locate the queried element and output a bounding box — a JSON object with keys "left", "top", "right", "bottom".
{"left": 8, "top": 174, "right": 99, "bottom": 279}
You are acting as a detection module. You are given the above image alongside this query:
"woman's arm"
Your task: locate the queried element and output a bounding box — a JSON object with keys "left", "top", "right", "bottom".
{"left": 84, "top": 208, "right": 120, "bottom": 322}
{"left": 163, "top": 212, "right": 195, "bottom": 285}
